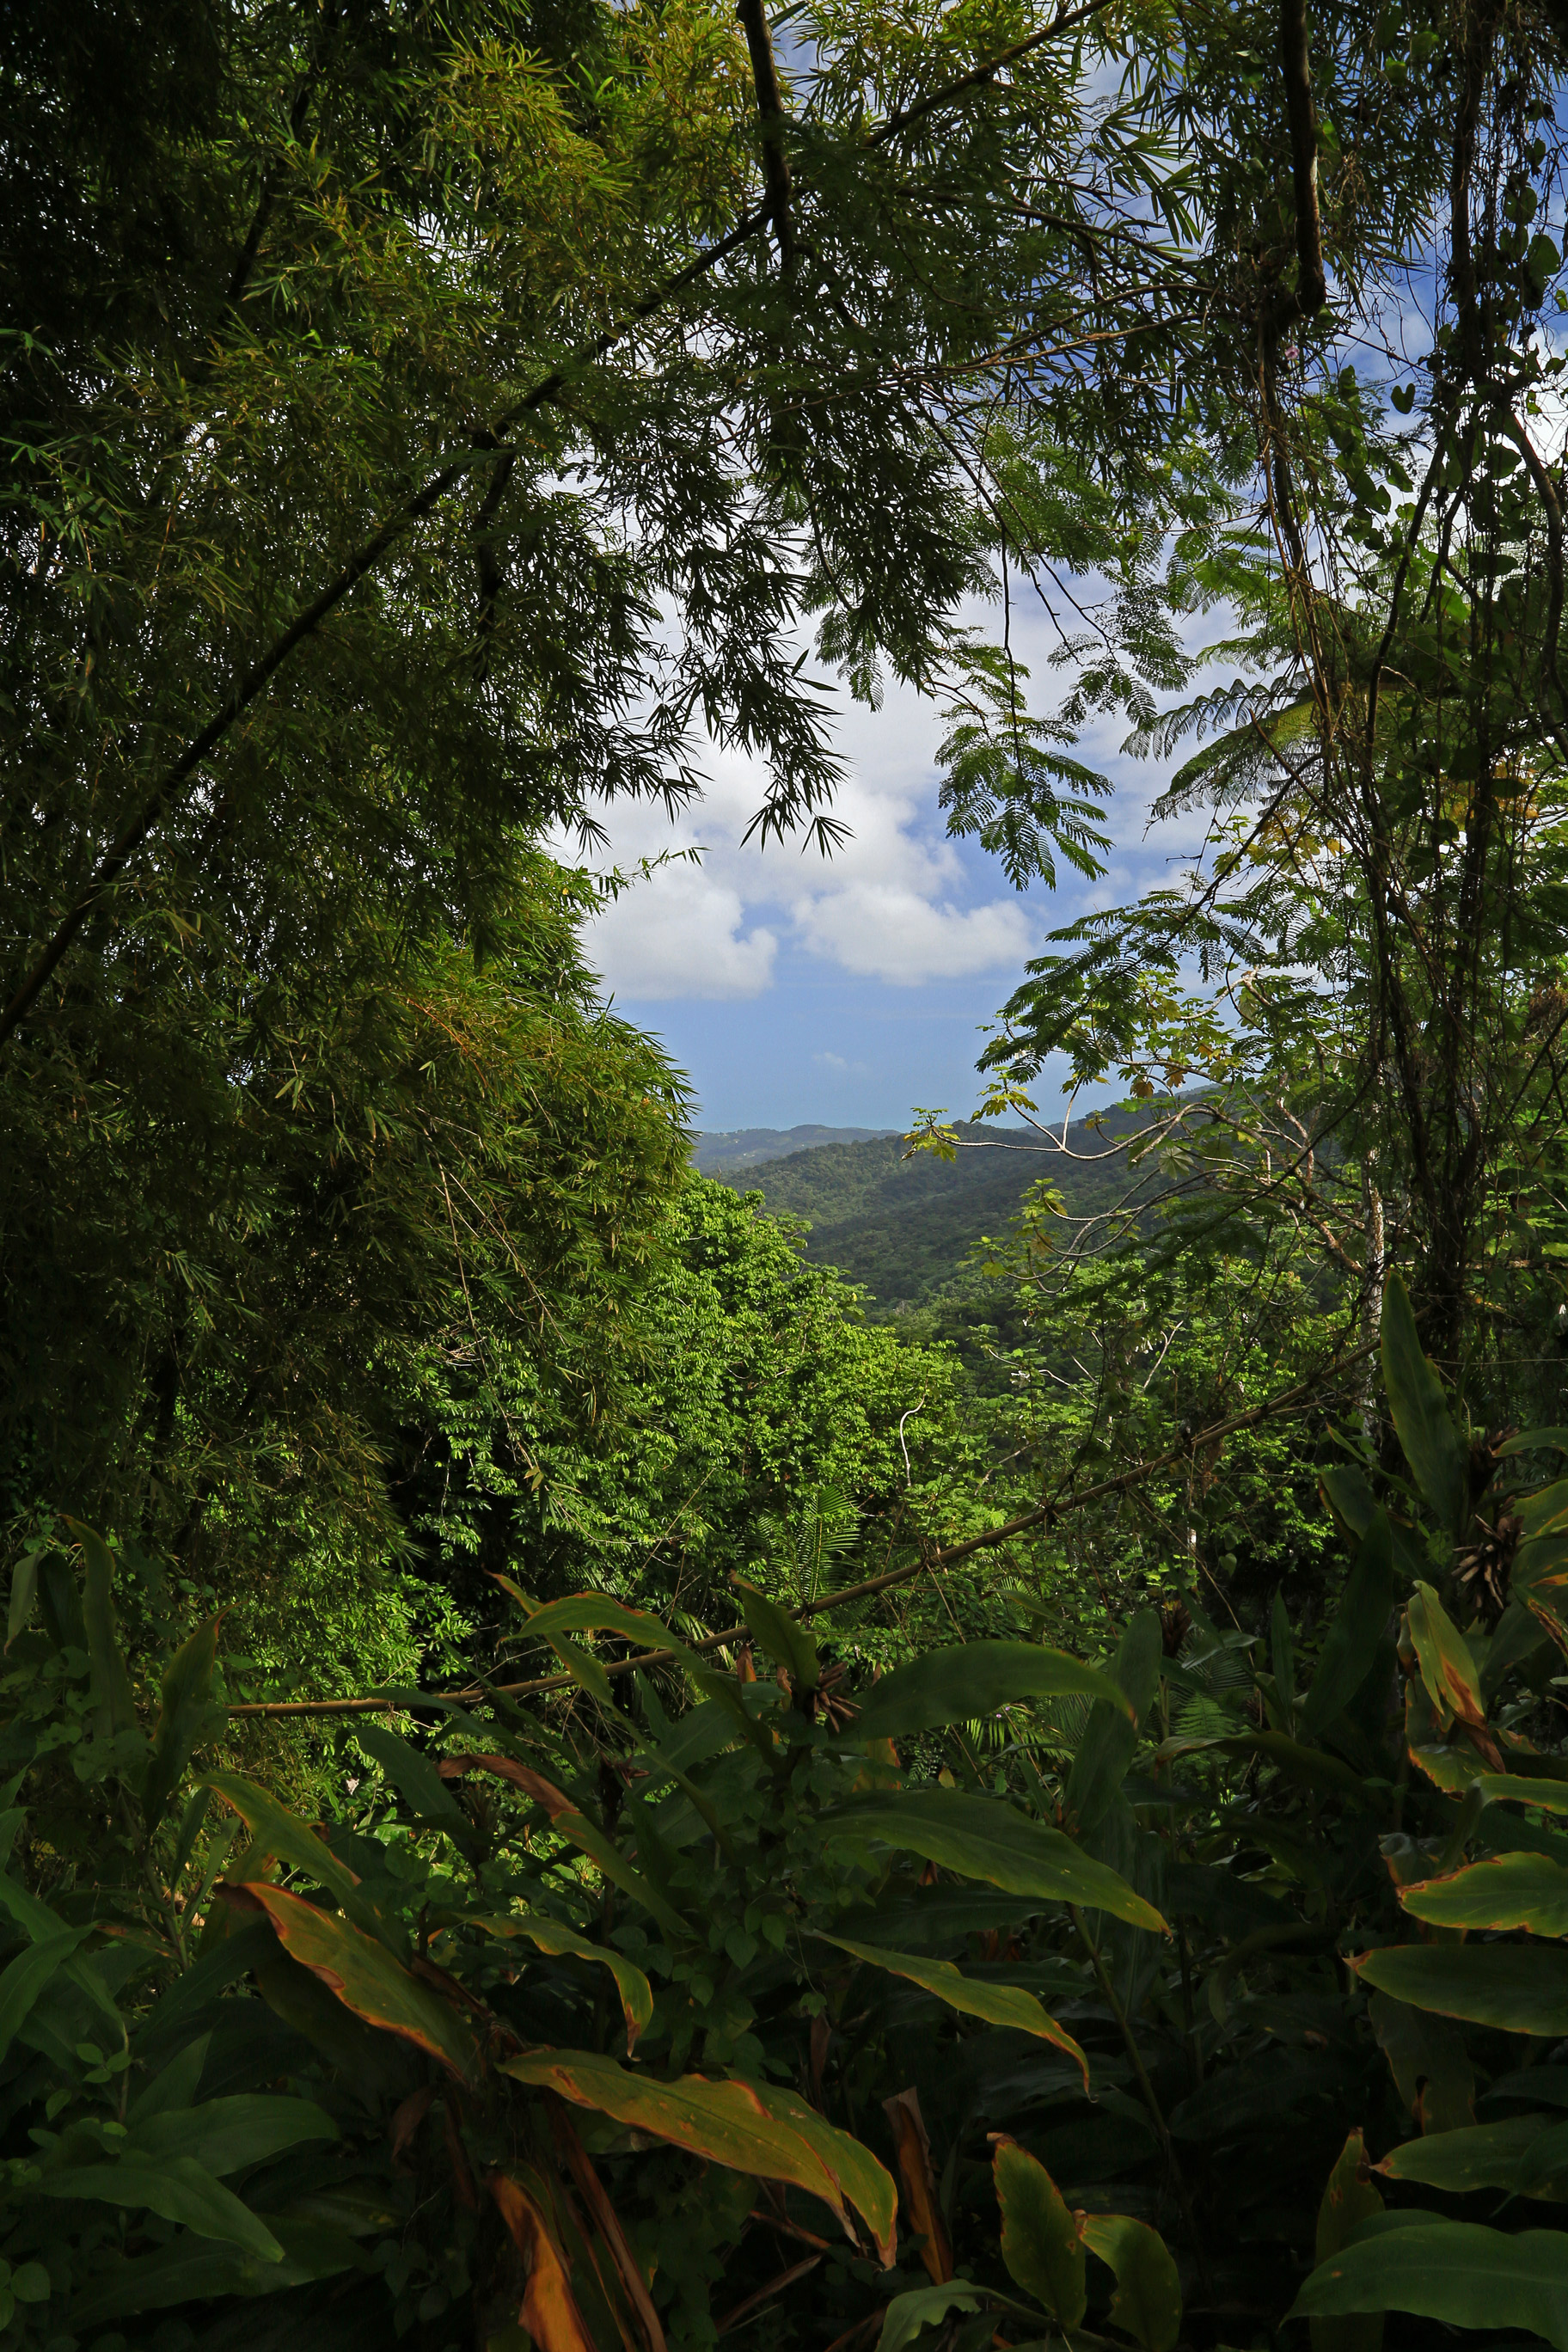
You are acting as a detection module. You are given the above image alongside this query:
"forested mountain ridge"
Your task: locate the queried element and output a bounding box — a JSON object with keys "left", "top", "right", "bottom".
{"left": 714, "top": 1108, "right": 1156, "bottom": 1307}
{"left": 690, "top": 1124, "right": 896, "bottom": 1172}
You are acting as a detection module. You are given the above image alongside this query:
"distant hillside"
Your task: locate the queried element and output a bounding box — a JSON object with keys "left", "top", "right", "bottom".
{"left": 714, "top": 1110, "right": 1159, "bottom": 1309}
{"left": 692, "top": 1124, "right": 897, "bottom": 1173}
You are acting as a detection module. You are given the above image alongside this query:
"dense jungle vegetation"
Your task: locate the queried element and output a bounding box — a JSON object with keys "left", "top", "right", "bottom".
{"left": 7, "top": 0, "right": 1568, "bottom": 2345}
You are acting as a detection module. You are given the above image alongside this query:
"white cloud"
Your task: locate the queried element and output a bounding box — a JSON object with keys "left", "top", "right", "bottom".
{"left": 588, "top": 859, "right": 777, "bottom": 1001}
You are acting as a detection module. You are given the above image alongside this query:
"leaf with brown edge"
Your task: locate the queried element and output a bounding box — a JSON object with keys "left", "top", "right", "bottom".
{"left": 1400, "top": 1851, "right": 1568, "bottom": 1937}
{"left": 817, "top": 1933, "right": 1089, "bottom": 2092}
{"left": 1313, "top": 2130, "right": 1383, "bottom": 2352}
{"left": 1406, "top": 1585, "right": 1487, "bottom": 1732}
{"left": 438, "top": 1755, "right": 574, "bottom": 1815}
{"left": 490, "top": 2171, "right": 597, "bottom": 2352}
{"left": 992, "top": 2136, "right": 1084, "bottom": 2327}
{"left": 883, "top": 2088, "right": 951, "bottom": 2286}
{"left": 746, "top": 2079, "right": 898, "bottom": 2268}
{"left": 502, "top": 2050, "right": 856, "bottom": 2241}
{"left": 202, "top": 1773, "right": 389, "bottom": 1945}
{"left": 219, "top": 1883, "right": 477, "bottom": 2082}
{"left": 548, "top": 2100, "right": 668, "bottom": 2352}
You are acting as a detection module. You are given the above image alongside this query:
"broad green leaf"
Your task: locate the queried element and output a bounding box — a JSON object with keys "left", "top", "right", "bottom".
{"left": 144, "top": 1615, "right": 224, "bottom": 1835}
{"left": 475, "top": 1913, "right": 653, "bottom": 2054}
{"left": 0, "top": 1872, "right": 125, "bottom": 2042}
{"left": 0, "top": 1927, "right": 89, "bottom": 2066}
{"left": 202, "top": 1773, "right": 388, "bottom": 1945}
{"left": 1381, "top": 1274, "right": 1468, "bottom": 1537}
{"left": 1081, "top": 2214, "right": 1182, "bottom": 2352}
{"left": 1369, "top": 1992, "right": 1474, "bottom": 2132}
{"left": 64, "top": 2218, "right": 364, "bottom": 2327}
{"left": 354, "top": 1723, "right": 469, "bottom": 1829}
{"left": 548, "top": 1806, "right": 689, "bottom": 1940}
{"left": 70, "top": 1522, "right": 138, "bottom": 1741}
{"left": 1320, "top": 1464, "right": 1378, "bottom": 1538}
{"left": 1406, "top": 1583, "right": 1486, "bottom": 1730}
{"left": 1302, "top": 1514, "right": 1394, "bottom": 1736}
{"left": 126, "top": 2094, "right": 338, "bottom": 2175}
{"left": 1271, "top": 1589, "right": 1295, "bottom": 1717}
{"left": 130, "top": 2033, "right": 211, "bottom": 2122}
{"left": 1400, "top": 1850, "right": 1568, "bottom": 1935}
{"left": 1063, "top": 1612, "right": 1161, "bottom": 1838}
{"left": 857, "top": 1641, "right": 1132, "bottom": 1748}
{"left": 1356, "top": 1943, "right": 1568, "bottom": 2036}
{"left": 511, "top": 1593, "right": 699, "bottom": 1671}
{"left": 221, "top": 1883, "right": 477, "bottom": 2081}
{"left": 875, "top": 2283, "right": 983, "bottom": 2352}
{"left": 37, "top": 2153, "right": 283, "bottom": 2261}
{"left": 1500, "top": 1430, "right": 1568, "bottom": 1461}
{"left": 503, "top": 2050, "right": 857, "bottom": 2241}
{"left": 732, "top": 1577, "right": 819, "bottom": 1690}
{"left": 817, "top": 1933, "right": 1089, "bottom": 2089}
{"left": 993, "top": 2137, "right": 1085, "bottom": 2326}
{"left": 824, "top": 1791, "right": 1167, "bottom": 1932}
{"left": 1289, "top": 2219, "right": 1568, "bottom": 2348}
{"left": 1313, "top": 2130, "right": 1383, "bottom": 2352}
{"left": 746, "top": 2079, "right": 898, "bottom": 2266}
{"left": 6, "top": 1547, "right": 41, "bottom": 1651}
{"left": 1375, "top": 2115, "right": 1562, "bottom": 2195}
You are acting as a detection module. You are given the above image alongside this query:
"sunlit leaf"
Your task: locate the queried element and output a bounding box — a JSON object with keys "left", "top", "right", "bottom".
{"left": 824, "top": 1790, "right": 1167, "bottom": 1931}
{"left": 817, "top": 1932, "right": 1089, "bottom": 2089}
{"left": 855, "top": 1641, "right": 1131, "bottom": 1747}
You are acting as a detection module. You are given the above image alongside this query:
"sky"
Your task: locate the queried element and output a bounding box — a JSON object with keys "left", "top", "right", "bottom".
{"left": 575, "top": 596, "right": 1214, "bottom": 1134}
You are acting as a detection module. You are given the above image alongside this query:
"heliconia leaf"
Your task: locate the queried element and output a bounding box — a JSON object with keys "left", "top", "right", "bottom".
{"left": 437, "top": 1753, "right": 574, "bottom": 1813}
{"left": 856, "top": 1641, "right": 1132, "bottom": 1748}
{"left": 490, "top": 2172, "right": 597, "bottom": 2352}
{"left": 1375, "top": 2116, "right": 1561, "bottom": 2195}
{"left": 1081, "top": 2213, "right": 1182, "bottom": 2352}
{"left": 732, "top": 1578, "right": 820, "bottom": 1692}
{"left": 1354, "top": 1943, "right": 1568, "bottom": 2037}
{"left": 1369, "top": 1992, "right": 1474, "bottom": 2133}
{"left": 1320, "top": 1464, "right": 1378, "bottom": 1540}
{"left": 1399, "top": 1851, "right": 1568, "bottom": 1936}
{"left": 37, "top": 2153, "right": 283, "bottom": 2261}
{"left": 992, "top": 2136, "right": 1085, "bottom": 2327}
{"left": 548, "top": 2102, "right": 670, "bottom": 2352}
{"left": 0, "top": 1927, "right": 89, "bottom": 2067}
{"left": 125, "top": 2094, "right": 338, "bottom": 2176}
{"left": 883, "top": 2087, "right": 950, "bottom": 2284}
{"left": 824, "top": 1790, "right": 1167, "bottom": 1932}
{"left": 1406, "top": 1583, "right": 1488, "bottom": 1732}
{"left": 1404, "top": 1679, "right": 1486, "bottom": 1793}
{"left": 502, "top": 2050, "right": 857, "bottom": 2241}
{"left": 1477, "top": 1773, "right": 1568, "bottom": 1814}
{"left": 1313, "top": 2131, "right": 1383, "bottom": 2352}
{"left": 745, "top": 2079, "right": 898, "bottom": 2267}
{"left": 475, "top": 1913, "right": 652, "bottom": 2054}
{"left": 817, "top": 1933, "right": 1089, "bottom": 2090}
{"left": 1500, "top": 1430, "right": 1568, "bottom": 1462}
{"left": 1062, "top": 1614, "right": 1162, "bottom": 1839}
{"left": 218, "top": 1883, "right": 477, "bottom": 2081}
{"left": 1513, "top": 1533, "right": 1568, "bottom": 1657}
{"left": 874, "top": 2283, "right": 984, "bottom": 2352}
{"left": 1289, "top": 2218, "right": 1568, "bottom": 2349}
{"left": 70, "top": 1521, "right": 139, "bottom": 1741}
{"left": 1302, "top": 1514, "right": 1394, "bottom": 1737}
{"left": 1381, "top": 1274, "right": 1468, "bottom": 1537}
{"left": 202, "top": 1773, "right": 388, "bottom": 1945}
{"left": 144, "top": 1615, "right": 224, "bottom": 1835}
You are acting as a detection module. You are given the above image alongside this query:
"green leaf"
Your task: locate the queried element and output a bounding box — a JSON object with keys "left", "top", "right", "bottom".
{"left": 1406, "top": 1583, "right": 1486, "bottom": 1730}
{"left": 475, "top": 1914, "right": 653, "bottom": 2054}
{"left": 1063, "top": 1612, "right": 1161, "bottom": 1837}
{"left": 1313, "top": 2130, "right": 1383, "bottom": 2352}
{"left": 1356, "top": 1943, "right": 1568, "bottom": 2036}
{"left": 1375, "top": 2115, "right": 1560, "bottom": 2194}
{"left": 64, "top": 2218, "right": 363, "bottom": 2327}
{"left": 732, "top": 1577, "right": 820, "bottom": 1690}
{"left": 1302, "top": 1513, "right": 1394, "bottom": 1736}
{"left": 1400, "top": 1850, "right": 1568, "bottom": 1935}
{"left": 144, "top": 1616, "right": 224, "bottom": 1835}
{"left": 220, "top": 1883, "right": 477, "bottom": 2081}
{"left": 1289, "top": 2219, "right": 1568, "bottom": 2348}
{"left": 6, "top": 1547, "right": 42, "bottom": 1651}
{"left": 547, "top": 1806, "right": 689, "bottom": 1941}
{"left": 875, "top": 2283, "right": 983, "bottom": 2352}
{"left": 824, "top": 1791, "right": 1167, "bottom": 1932}
{"left": 201, "top": 1773, "right": 389, "bottom": 1946}
{"left": 993, "top": 2137, "right": 1085, "bottom": 2326}
{"left": 816, "top": 1934, "right": 1089, "bottom": 2088}
{"left": 126, "top": 2094, "right": 339, "bottom": 2175}
{"left": 354, "top": 1724, "right": 469, "bottom": 1829}
{"left": 37, "top": 2154, "right": 283, "bottom": 2261}
{"left": 1081, "top": 2214, "right": 1182, "bottom": 2352}
{"left": 0, "top": 1927, "right": 89, "bottom": 2067}
{"left": 1369, "top": 1992, "right": 1473, "bottom": 2132}
{"left": 1381, "top": 1275, "right": 1467, "bottom": 1537}
{"left": 745, "top": 2079, "right": 899, "bottom": 2268}
{"left": 857, "top": 1640, "right": 1133, "bottom": 1748}
{"left": 70, "top": 1522, "right": 138, "bottom": 1741}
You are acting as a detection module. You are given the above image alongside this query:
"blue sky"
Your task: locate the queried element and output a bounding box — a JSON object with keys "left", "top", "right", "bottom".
{"left": 579, "top": 599, "right": 1208, "bottom": 1133}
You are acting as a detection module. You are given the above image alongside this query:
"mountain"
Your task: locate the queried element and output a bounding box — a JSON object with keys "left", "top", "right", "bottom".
{"left": 712, "top": 1110, "right": 1157, "bottom": 1310}
{"left": 691, "top": 1124, "right": 898, "bottom": 1173}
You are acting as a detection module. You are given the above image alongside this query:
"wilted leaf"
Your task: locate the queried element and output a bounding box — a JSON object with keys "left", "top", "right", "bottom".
{"left": 1356, "top": 1943, "right": 1568, "bottom": 2037}
{"left": 1381, "top": 1275, "right": 1468, "bottom": 1536}
{"left": 992, "top": 2136, "right": 1084, "bottom": 2326}
{"left": 475, "top": 1913, "right": 652, "bottom": 2054}
{"left": 1289, "top": 2217, "right": 1568, "bottom": 2348}
{"left": 856, "top": 1641, "right": 1132, "bottom": 1748}
{"left": 220, "top": 1883, "right": 477, "bottom": 2081}
{"left": 824, "top": 1791, "right": 1167, "bottom": 1932}
{"left": 883, "top": 2087, "right": 950, "bottom": 2284}
{"left": 490, "top": 2173, "right": 597, "bottom": 2352}
{"left": 1406, "top": 1583, "right": 1488, "bottom": 1733}
{"left": 1081, "top": 2213, "right": 1181, "bottom": 2352}
{"left": 818, "top": 1933, "right": 1088, "bottom": 2089}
